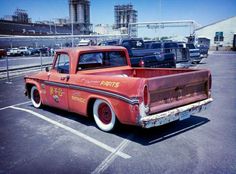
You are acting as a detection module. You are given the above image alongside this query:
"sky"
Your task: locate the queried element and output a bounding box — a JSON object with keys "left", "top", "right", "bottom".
{"left": 0, "top": 0, "right": 235, "bottom": 25}
{"left": 0, "top": 0, "right": 235, "bottom": 38}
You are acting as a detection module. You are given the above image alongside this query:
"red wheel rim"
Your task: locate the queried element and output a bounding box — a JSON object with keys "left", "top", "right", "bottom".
{"left": 33, "top": 89, "right": 40, "bottom": 104}
{"left": 98, "top": 103, "right": 112, "bottom": 124}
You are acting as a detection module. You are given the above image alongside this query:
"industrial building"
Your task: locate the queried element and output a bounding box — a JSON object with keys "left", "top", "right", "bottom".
{"left": 114, "top": 4, "right": 137, "bottom": 33}
{"left": 195, "top": 16, "right": 236, "bottom": 50}
{"left": 2, "top": 9, "right": 31, "bottom": 23}
{"left": 0, "top": 0, "right": 92, "bottom": 36}
{"left": 69, "top": 0, "right": 91, "bottom": 34}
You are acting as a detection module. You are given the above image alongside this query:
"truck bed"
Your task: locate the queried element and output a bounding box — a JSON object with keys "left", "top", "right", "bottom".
{"left": 85, "top": 68, "right": 211, "bottom": 115}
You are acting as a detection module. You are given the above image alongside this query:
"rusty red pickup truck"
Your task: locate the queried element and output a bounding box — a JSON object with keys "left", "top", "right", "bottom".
{"left": 24, "top": 46, "right": 213, "bottom": 132}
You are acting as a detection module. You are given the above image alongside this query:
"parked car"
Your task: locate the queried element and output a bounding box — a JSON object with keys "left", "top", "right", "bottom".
{"left": 197, "top": 37, "right": 210, "bottom": 48}
{"left": 98, "top": 39, "right": 119, "bottom": 46}
{"left": 7, "top": 48, "right": 21, "bottom": 56}
{"left": 39, "top": 47, "right": 54, "bottom": 56}
{"left": 186, "top": 43, "right": 201, "bottom": 63}
{"left": 120, "top": 38, "right": 176, "bottom": 68}
{"left": 0, "top": 49, "right": 7, "bottom": 58}
{"left": 177, "top": 42, "right": 190, "bottom": 62}
{"left": 197, "top": 44, "right": 209, "bottom": 58}
{"left": 24, "top": 46, "right": 213, "bottom": 132}
{"left": 28, "top": 48, "right": 40, "bottom": 55}
{"left": 18, "top": 47, "right": 31, "bottom": 56}
{"left": 77, "top": 39, "right": 93, "bottom": 46}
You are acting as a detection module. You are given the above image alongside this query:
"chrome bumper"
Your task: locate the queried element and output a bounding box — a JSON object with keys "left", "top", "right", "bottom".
{"left": 139, "top": 98, "right": 213, "bottom": 128}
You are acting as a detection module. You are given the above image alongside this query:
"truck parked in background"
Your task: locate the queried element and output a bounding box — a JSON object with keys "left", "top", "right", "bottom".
{"left": 196, "top": 37, "right": 210, "bottom": 57}
{"left": 186, "top": 43, "right": 201, "bottom": 63}
{"left": 120, "top": 38, "right": 176, "bottom": 68}
{"left": 233, "top": 34, "right": 236, "bottom": 51}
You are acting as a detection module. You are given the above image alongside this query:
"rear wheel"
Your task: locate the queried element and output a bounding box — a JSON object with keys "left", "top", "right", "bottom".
{"left": 30, "top": 86, "right": 42, "bottom": 108}
{"left": 93, "top": 99, "right": 116, "bottom": 132}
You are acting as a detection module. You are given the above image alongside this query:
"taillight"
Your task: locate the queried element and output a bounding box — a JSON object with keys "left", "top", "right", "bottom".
{"left": 143, "top": 86, "right": 149, "bottom": 106}
{"left": 139, "top": 60, "right": 145, "bottom": 67}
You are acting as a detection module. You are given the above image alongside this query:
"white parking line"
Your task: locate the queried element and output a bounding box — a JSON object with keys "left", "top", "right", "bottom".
{"left": 0, "top": 101, "right": 31, "bottom": 111}
{"left": 92, "top": 135, "right": 133, "bottom": 174}
{"left": 10, "top": 106, "right": 131, "bottom": 159}
{"left": 213, "top": 54, "right": 236, "bottom": 56}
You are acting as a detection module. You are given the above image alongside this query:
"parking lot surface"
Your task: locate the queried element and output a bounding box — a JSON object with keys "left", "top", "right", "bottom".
{"left": 0, "top": 51, "right": 236, "bottom": 174}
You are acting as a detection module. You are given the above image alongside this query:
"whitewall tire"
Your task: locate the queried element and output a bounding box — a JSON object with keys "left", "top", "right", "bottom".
{"left": 93, "top": 99, "right": 116, "bottom": 132}
{"left": 30, "top": 86, "right": 42, "bottom": 108}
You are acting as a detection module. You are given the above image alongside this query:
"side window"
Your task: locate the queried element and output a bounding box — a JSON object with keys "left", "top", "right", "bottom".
{"left": 54, "top": 54, "right": 70, "bottom": 74}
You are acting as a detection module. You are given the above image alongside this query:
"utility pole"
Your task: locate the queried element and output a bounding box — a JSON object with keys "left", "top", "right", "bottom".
{"left": 49, "top": 20, "right": 52, "bottom": 34}
{"left": 54, "top": 23, "right": 57, "bottom": 34}
{"left": 71, "top": 5, "right": 74, "bottom": 48}
{"left": 159, "top": 0, "right": 162, "bottom": 21}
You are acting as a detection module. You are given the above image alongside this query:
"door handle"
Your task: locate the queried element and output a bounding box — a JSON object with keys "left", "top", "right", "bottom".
{"left": 60, "top": 75, "right": 70, "bottom": 81}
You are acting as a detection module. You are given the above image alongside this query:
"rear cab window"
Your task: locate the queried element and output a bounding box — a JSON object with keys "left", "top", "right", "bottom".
{"left": 164, "top": 43, "right": 178, "bottom": 49}
{"left": 151, "top": 43, "right": 162, "bottom": 49}
{"left": 186, "top": 44, "right": 196, "bottom": 49}
{"left": 163, "top": 42, "right": 178, "bottom": 53}
{"left": 77, "top": 51, "right": 127, "bottom": 71}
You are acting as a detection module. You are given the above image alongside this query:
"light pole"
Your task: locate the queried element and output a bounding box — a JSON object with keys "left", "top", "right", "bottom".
{"left": 71, "top": 6, "right": 74, "bottom": 47}
{"left": 54, "top": 23, "right": 57, "bottom": 34}
{"left": 49, "top": 21, "right": 52, "bottom": 34}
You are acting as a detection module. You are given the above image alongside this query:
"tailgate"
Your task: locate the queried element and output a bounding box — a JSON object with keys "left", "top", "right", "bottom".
{"left": 147, "top": 70, "right": 210, "bottom": 114}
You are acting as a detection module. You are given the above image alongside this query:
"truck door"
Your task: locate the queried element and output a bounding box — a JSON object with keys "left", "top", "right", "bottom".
{"left": 45, "top": 53, "right": 70, "bottom": 110}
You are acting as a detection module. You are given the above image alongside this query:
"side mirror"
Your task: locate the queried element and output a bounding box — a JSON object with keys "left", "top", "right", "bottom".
{"left": 45, "top": 67, "right": 49, "bottom": 72}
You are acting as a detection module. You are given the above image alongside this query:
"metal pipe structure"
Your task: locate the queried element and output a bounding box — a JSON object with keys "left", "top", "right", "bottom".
{"left": 128, "top": 20, "right": 201, "bottom": 37}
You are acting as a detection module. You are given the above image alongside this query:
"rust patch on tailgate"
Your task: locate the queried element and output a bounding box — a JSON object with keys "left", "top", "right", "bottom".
{"left": 147, "top": 70, "right": 209, "bottom": 114}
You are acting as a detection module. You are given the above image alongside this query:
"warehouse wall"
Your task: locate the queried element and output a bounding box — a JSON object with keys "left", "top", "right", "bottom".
{"left": 195, "top": 16, "right": 236, "bottom": 50}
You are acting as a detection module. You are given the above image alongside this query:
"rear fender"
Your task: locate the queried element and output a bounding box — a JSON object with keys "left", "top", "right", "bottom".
{"left": 87, "top": 94, "right": 137, "bottom": 125}
{"left": 87, "top": 94, "right": 117, "bottom": 117}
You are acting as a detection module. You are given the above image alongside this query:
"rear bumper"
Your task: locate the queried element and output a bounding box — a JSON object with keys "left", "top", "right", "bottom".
{"left": 190, "top": 56, "right": 201, "bottom": 60}
{"left": 139, "top": 98, "right": 213, "bottom": 128}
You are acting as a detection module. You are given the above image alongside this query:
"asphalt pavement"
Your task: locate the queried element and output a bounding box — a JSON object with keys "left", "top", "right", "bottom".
{"left": 0, "top": 51, "right": 236, "bottom": 174}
